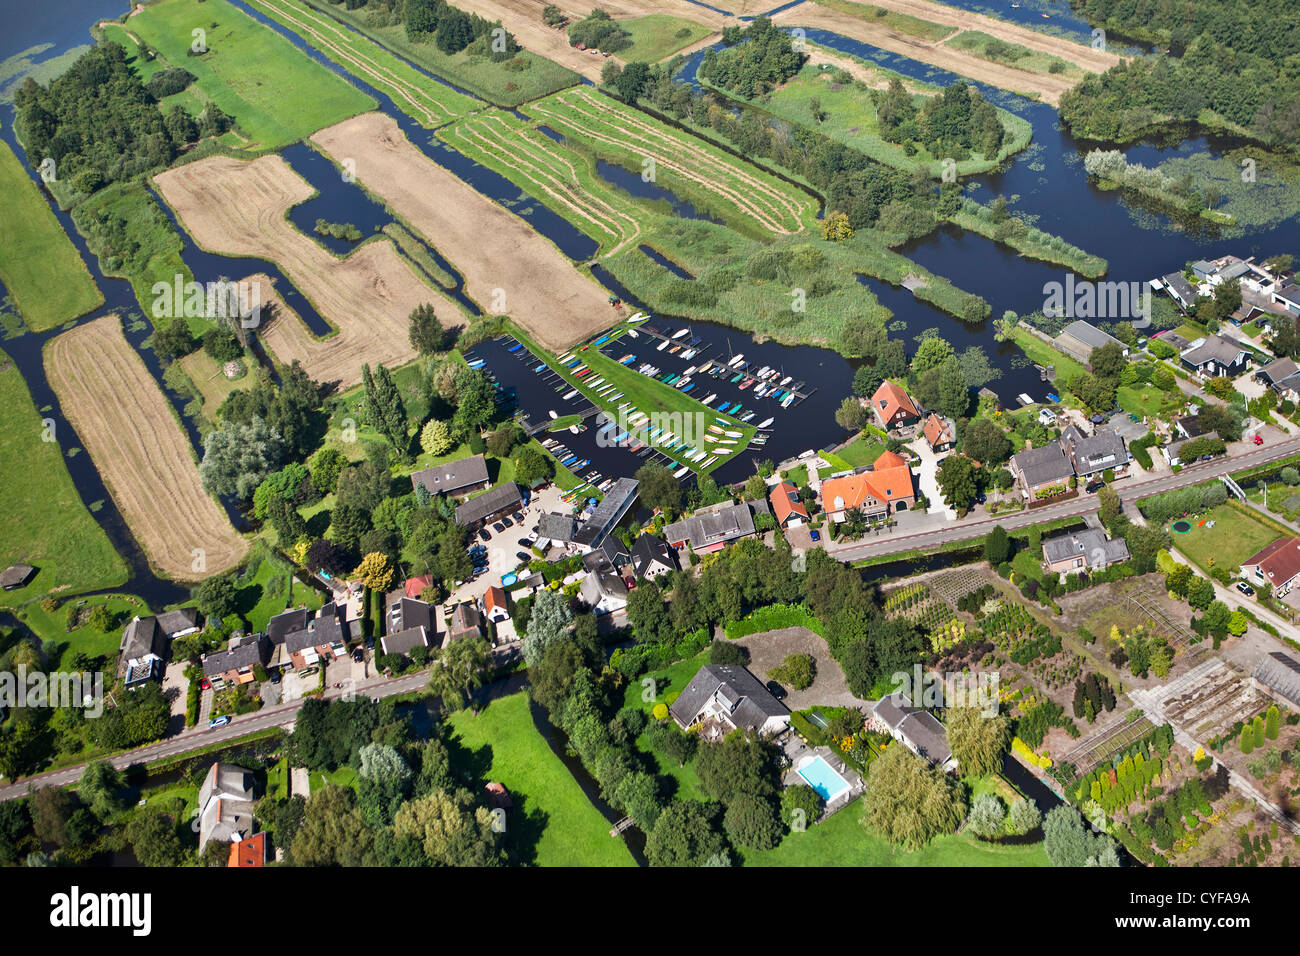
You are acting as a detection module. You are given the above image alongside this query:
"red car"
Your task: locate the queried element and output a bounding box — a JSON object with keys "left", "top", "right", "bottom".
{"left": 1253, "top": 434, "right": 1264, "bottom": 445}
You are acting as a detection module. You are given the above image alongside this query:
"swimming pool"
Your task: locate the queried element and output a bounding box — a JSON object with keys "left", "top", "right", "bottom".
{"left": 796, "top": 755, "right": 851, "bottom": 802}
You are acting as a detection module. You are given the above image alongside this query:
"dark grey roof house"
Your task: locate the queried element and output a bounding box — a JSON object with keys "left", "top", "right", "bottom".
{"left": 1181, "top": 334, "right": 1251, "bottom": 377}
{"left": 381, "top": 625, "right": 431, "bottom": 658}
{"left": 536, "top": 512, "right": 578, "bottom": 545}
{"left": 1042, "top": 528, "right": 1130, "bottom": 572}
{"left": 870, "top": 693, "right": 955, "bottom": 770}
{"left": 202, "top": 635, "right": 269, "bottom": 687}
{"left": 454, "top": 483, "right": 524, "bottom": 529}
{"left": 410, "top": 454, "right": 491, "bottom": 498}
{"left": 197, "top": 762, "right": 257, "bottom": 852}
{"left": 1054, "top": 320, "right": 1129, "bottom": 365}
{"left": 387, "top": 596, "right": 432, "bottom": 635}
{"left": 156, "top": 607, "right": 201, "bottom": 638}
{"left": 1060, "top": 424, "right": 1129, "bottom": 478}
{"left": 571, "top": 478, "right": 639, "bottom": 549}
{"left": 669, "top": 664, "right": 790, "bottom": 739}
{"left": 118, "top": 616, "right": 166, "bottom": 687}
{"left": 1010, "top": 442, "right": 1073, "bottom": 496}
{"left": 0, "top": 564, "right": 35, "bottom": 590}
{"left": 1160, "top": 272, "right": 1195, "bottom": 309}
{"left": 632, "top": 533, "right": 678, "bottom": 580}
{"left": 663, "top": 501, "right": 757, "bottom": 553}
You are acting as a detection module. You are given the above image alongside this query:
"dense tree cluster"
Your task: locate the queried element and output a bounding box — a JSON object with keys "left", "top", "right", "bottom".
{"left": 874, "top": 78, "right": 1006, "bottom": 161}
{"left": 401, "top": 0, "right": 519, "bottom": 59}
{"left": 700, "top": 18, "right": 806, "bottom": 98}
{"left": 1061, "top": 0, "right": 1300, "bottom": 149}
{"left": 16, "top": 43, "right": 227, "bottom": 194}
{"left": 567, "top": 8, "right": 631, "bottom": 53}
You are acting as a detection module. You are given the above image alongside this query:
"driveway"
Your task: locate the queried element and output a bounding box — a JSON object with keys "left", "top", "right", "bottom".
{"left": 906, "top": 435, "right": 955, "bottom": 519}
{"left": 445, "top": 484, "right": 560, "bottom": 606}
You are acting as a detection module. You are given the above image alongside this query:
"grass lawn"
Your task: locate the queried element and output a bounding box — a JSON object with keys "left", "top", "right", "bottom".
{"left": 836, "top": 434, "right": 886, "bottom": 468}
{"left": 945, "top": 30, "right": 1085, "bottom": 79}
{"left": 129, "top": 0, "right": 377, "bottom": 150}
{"left": 1012, "top": 328, "right": 1086, "bottom": 382}
{"left": 783, "top": 464, "right": 810, "bottom": 487}
{"left": 312, "top": 0, "right": 579, "bottom": 108}
{"left": 621, "top": 649, "right": 709, "bottom": 801}
{"left": 1117, "top": 384, "right": 1179, "bottom": 421}
{"left": 235, "top": 549, "right": 323, "bottom": 634}
{"left": 15, "top": 593, "right": 150, "bottom": 670}
{"left": 448, "top": 691, "right": 636, "bottom": 866}
{"left": 177, "top": 351, "right": 248, "bottom": 415}
{"left": 70, "top": 181, "right": 196, "bottom": 324}
{"left": 617, "top": 15, "right": 714, "bottom": 62}
{"left": 0, "top": 351, "right": 127, "bottom": 603}
{"left": 0, "top": 138, "right": 102, "bottom": 331}
{"left": 309, "top": 765, "right": 358, "bottom": 792}
{"left": 1171, "top": 503, "right": 1283, "bottom": 575}
{"left": 741, "top": 795, "right": 1050, "bottom": 866}
{"left": 750, "top": 63, "right": 1030, "bottom": 178}
{"left": 1011, "top": 548, "right": 1044, "bottom": 582}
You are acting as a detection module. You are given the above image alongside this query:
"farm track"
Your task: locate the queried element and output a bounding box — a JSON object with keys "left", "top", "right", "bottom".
{"left": 443, "top": 112, "right": 642, "bottom": 254}
{"left": 529, "top": 89, "right": 815, "bottom": 234}
{"left": 45, "top": 316, "right": 247, "bottom": 581}
{"left": 153, "top": 154, "right": 450, "bottom": 388}
{"left": 248, "top": 0, "right": 476, "bottom": 127}
{"left": 311, "top": 112, "right": 617, "bottom": 352}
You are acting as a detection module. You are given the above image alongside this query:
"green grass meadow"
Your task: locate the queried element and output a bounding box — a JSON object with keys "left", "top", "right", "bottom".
{"left": 0, "top": 136, "right": 103, "bottom": 331}
{"left": 449, "top": 691, "right": 636, "bottom": 866}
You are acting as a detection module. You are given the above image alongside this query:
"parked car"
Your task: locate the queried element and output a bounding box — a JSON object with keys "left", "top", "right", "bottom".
{"left": 209, "top": 715, "right": 231, "bottom": 729}
{"left": 1253, "top": 434, "right": 1265, "bottom": 445}
{"left": 501, "top": 516, "right": 514, "bottom": 528}
{"left": 1236, "top": 581, "right": 1255, "bottom": 596}
{"left": 353, "top": 649, "right": 364, "bottom": 663}
{"left": 516, "top": 552, "right": 531, "bottom": 563}
{"left": 518, "top": 537, "right": 532, "bottom": 547}
{"left": 512, "top": 512, "right": 525, "bottom": 522}
{"left": 269, "top": 671, "right": 281, "bottom": 685}
{"left": 492, "top": 522, "right": 506, "bottom": 533}
{"left": 765, "top": 681, "right": 788, "bottom": 701}
{"left": 1086, "top": 481, "right": 1104, "bottom": 493}
{"left": 200, "top": 678, "right": 211, "bottom": 690}
{"left": 809, "top": 529, "right": 821, "bottom": 542}
{"left": 297, "top": 665, "right": 319, "bottom": 679}
{"left": 478, "top": 529, "right": 491, "bottom": 542}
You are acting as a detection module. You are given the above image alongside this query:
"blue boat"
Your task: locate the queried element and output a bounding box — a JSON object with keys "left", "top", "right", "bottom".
{"left": 1047, "top": 392, "right": 1060, "bottom": 403}
{"left": 508, "top": 343, "right": 523, "bottom": 353}
{"left": 534, "top": 363, "right": 547, "bottom": 372}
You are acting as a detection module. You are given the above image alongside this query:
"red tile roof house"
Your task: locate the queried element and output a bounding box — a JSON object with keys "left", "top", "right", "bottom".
{"left": 769, "top": 481, "right": 810, "bottom": 527}
{"left": 482, "top": 585, "right": 510, "bottom": 624}
{"left": 819, "top": 451, "right": 916, "bottom": 521}
{"left": 228, "top": 832, "right": 267, "bottom": 868}
{"left": 870, "top": 380, "right": 921, "bottom": 433}
{"left": 1241, "top": 538, "right": 1300, "bottom": 597}
{"left": 922, "top": 413, "right": 955, "bottom": 453}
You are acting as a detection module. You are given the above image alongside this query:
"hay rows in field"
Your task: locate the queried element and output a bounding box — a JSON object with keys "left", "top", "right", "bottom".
{"left": 45, "top": 316, "right": 247, "bottom": 580}
{"left": 444, "top": 112, "right": 641, "bottom": 253}
{"left": 248, "top": 0, "right": 475, "bottom": 127}
{"left": 528, "top": 89, "right": 814, "bottom": 235}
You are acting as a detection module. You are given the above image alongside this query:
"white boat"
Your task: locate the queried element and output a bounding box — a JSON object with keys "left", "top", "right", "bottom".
{"left": 728, "top": 354, "right": 745, "bottom": 367}
{"left": 674, "top": 466, "right": 690, "bottom": 478}
{"left": 569, "top": 425, "right": 581, "bottom": 434}
{"left": 703, "top": 456, "right": 717, "bottom": 468}
{"left": 626, "top": 329, "right": 638, "bottom": 338}
{"left": 676, "top": 377, "right": 692, "bottom": 389}
{"left": 781, "top": 394, "right": 795, "bottom": 408}
{"left": 683, "top": 366, "right": 697, "bottom": 377}
{"left": 672, "top": 328, "right": 690, "bottom": 340}
{"left": 548, "top": 410, "right": 558, "bottom": 419}
{"left": 756, "top": 417, "right": 774, "bottom": 429}
{"left": 779, "top": 375, "right": 792, "bottom": 387}
{"left": 657, "top": 340, "right": 670, "bottom": 351}
{"left": 724, "top": 430, "right": 742, "bottom": 438}
{"left": 702, "top": 393, "right": 717, "bottom": 405}
{"left": 756, "top": 366, "right": 770, "bottom": 378}
{"left": 563, "top": 389, "right": 578, "bottom": 400}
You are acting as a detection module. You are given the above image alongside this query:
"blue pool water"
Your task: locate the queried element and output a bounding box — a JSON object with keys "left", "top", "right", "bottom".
{"left": 797, "top": 756, "right": 851, "bottom": 802}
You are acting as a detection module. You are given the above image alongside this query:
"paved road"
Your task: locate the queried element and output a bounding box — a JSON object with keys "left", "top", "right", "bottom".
{"left": 829, "top": 437, "right": 1300, "bottom": 563}
{"left": 0, "top": 669, "right": 433, "bottom": 803}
